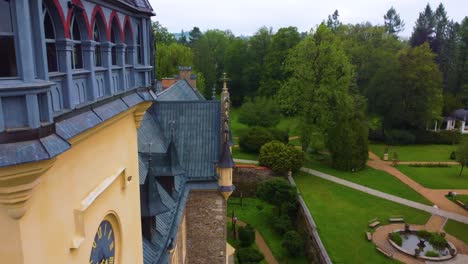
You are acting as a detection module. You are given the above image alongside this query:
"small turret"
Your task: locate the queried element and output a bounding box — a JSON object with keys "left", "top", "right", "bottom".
{"left": 217, "top": 73, "right": 235, "bottom": 200}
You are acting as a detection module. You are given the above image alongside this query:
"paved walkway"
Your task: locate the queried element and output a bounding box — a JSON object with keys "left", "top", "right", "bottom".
{"left": 229, "top": 218, "right": 278, "bottom": 264}
{"left": 234, "top": 158, "right": 258, "bottom": 164}
{"left": 300, "top": 167, "right": 468, "bottom": 224}
{"left": 425, "top": 215, "right": 448, "bottom": 232}
{"left": 368, "top": 152, "right": 468, "bottom": 216}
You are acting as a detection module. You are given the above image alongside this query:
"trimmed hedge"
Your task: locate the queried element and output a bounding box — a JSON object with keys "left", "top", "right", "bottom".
{"left": 425, "top": 250, "right": 439, "bottom": 257}
{"left": 237, "top": 247, "right": 264, "bottom": 263}
{"left": 238, "top": 225, "right": 255, "bottom": 247}
{"left": 259, "top": 141, "right": 304, "bottom": 174}
{"left": 383, "top": 129, "right": 461, "bottom": 145}
{"left": 238, "top": 97, "right": 281, "bottom": 127}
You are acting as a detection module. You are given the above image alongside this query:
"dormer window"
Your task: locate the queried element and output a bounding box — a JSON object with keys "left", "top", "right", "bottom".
{"left": 43, "top": 7, "right": 58, "bottom": 72}
{"left": 70, "top": 15, "right": 83, "bottom": 69}
{"left": 0, "top": 0, "right": 18, "bottom": 77}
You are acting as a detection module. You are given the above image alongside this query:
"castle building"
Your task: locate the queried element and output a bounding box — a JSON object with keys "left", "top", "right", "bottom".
{"left": 0, "top": 1, "right": 234, "bottom": 263}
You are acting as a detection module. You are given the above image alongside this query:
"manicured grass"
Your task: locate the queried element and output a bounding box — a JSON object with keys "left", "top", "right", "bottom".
{"left": 230, "top": 108, "right": 248, "bottom": 138}
{"left": 294, "top": 172, "right": 431, "bottom": 264}
{"left": 276, "top": 116, "right": 301, "bottom": 137}
{"left": 445, "top": 220, "right": 468, "bottom": 245}
{"left": 304, "top": 155, "right": 432, "bottom": 205}
{"left": 227, "top": 197, "right": 308, "bottom": 264}
{"left": 369, "top": 143, "right": 457, "bottom": 162}
{"left": 397, "top": 165, "right": 468, "bottom": 189}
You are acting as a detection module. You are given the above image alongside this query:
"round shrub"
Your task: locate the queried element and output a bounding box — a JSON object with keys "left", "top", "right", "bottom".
{"left": 238, "top": 225, "right": 255, "bottom": 247}
{"left": 237, "top": 247, "right": 264, "bottom": 263}
{"left": 238, "top": 97, "right": 281, "bottom": 127}
{"left": 259, "top": 141, "right": 304, "bottom": 174}
{"left": 239, "top": 127, "right": 274, "bottom": 153}
{"left": 425, "top": 250, "right": 439, "bottom": 257}
{"left": 256, "top": 178, "right": 297, "bottom": 207}
{"left": 429, "top": 233, "right": 448, "bottom": 248}
{"left": 282, "top": 231, "right": 304, "bottom": 256}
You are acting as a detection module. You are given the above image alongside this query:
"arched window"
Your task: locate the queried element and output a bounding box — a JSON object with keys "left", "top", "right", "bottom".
{"left": 110, "top": 20, "right": 121, "bottom": 66}
{"left": 0, "top": 0, "right": 18, "bottom": 77}
{"left": 70, "top": 15, "right": 83, "bottom": 69}
{"left": 124, "top": 22, "right": 132, "bottom": 64}
{"left": 93, "top": 15, "right": 106, "bottom": 67}
{"left": 43, "top": 6, "right": 58, "bottom": 72}
{"left": 136, "top": 23, "right": 143, "bottom": 65}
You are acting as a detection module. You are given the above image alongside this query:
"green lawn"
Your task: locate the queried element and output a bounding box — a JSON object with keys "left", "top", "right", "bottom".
{"left": 294, "top": 172, "right": 431, "bottom": 264}
{"left": 445, "top": 220, "right": 468, "bottom": 244}
{"left": 397, "top": 165, "right": 468, "bottom": 189}
{"left": 369, "top": 143, "right": 457, "bottom": 162}
{"left": 304, "top": 155, "right": 432, "bottom": 205}
{"left": 232, "top": 148, "right": 258, "bottom": 161}
{"left": 227, "top": 197, "right": 309, "bottom": 264}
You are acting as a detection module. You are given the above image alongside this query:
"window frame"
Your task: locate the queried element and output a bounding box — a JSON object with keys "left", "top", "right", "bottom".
{"left": 136, "top": 22, "right": 143, "bottom": 65}
{"left": 0, "top": 0, "right": 19, "bottom": 79}
{"left": 70, "top": 14, "right": 83, "bottom": 70}
{"left": 93, "top": 21, "right": 102, "bottom": 67}
{"left": 42, "top": 5, "right": 59, "bottom": 73}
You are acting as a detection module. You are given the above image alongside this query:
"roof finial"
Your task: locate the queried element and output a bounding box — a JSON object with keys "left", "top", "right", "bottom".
{"left": 220, "top": 72, "right": 230, "bottom": 93}
{"left": 212, "top": 84, "right": 217, "bottom": 100}
{"left": 168, "top": 120, "right": 176, "bottom": 138}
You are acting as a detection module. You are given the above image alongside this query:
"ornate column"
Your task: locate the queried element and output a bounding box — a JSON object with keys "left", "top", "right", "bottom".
{"left": 56, "top": 39, "right": 76, "bottom": 109}
{"left": 116, "top": 43, "right": 126, "bottom": 92}
{"left": 101, "top": 42, "right": 114, "bottom": 96}
{"left": 81, "top": 40, "right": 98, "bottom": 102}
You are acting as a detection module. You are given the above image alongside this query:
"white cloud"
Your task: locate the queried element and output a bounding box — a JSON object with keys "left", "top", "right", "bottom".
{"left": 149, "top": 0, "right": 467, "bottom": 37}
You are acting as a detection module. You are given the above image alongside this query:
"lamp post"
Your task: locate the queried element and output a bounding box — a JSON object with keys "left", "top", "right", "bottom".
{"left": 232, "top": 210, "right": 238, "bottom": 239}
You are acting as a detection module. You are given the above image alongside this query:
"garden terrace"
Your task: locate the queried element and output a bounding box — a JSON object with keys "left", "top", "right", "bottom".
{"left": 396, "top": 165, "right": 468, "bottom": 189}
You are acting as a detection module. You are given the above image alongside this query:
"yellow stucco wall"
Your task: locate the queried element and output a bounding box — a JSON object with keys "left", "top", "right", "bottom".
{"left": 0, "top": 107, "right": 145, "bottom": 263}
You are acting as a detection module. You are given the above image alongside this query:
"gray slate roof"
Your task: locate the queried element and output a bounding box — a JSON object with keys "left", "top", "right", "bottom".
{"left": 0, "top": 89, "right": 156, "bottom": 167}
{"left": 450, "top": 108, "right": 468, "bottom": 121}
{"left": 156, "top": 80, "right": 204, "bottom": 102}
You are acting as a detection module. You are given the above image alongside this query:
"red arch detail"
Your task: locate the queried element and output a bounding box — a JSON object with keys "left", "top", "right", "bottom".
{"left": 65, "top": 0, "right": 91, "bottom": 39}
{"left": 123, "top": 16, "right": 134, "bottom": 43}
{"left": 90, "top": 5, "right": 108, "bottom": 40}
{"left": 47, "top": 0, "right": 68, "bottom": 38}
{"left": 108, "top": 11, "right": 124, "bottom": 42}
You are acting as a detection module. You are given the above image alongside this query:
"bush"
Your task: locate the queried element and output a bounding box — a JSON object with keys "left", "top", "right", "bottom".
{"left": 409, "top": 163, "right": 450, "bottom": 168}
{"left": 414, "top": 130, "right": 461, "bottom": 145}
{"left": 280, "top": 201, "right": 297, "bottom": 219}
{"left": 390, "top": 232, "right": 402, "bottom": 246}
{"left": 238, "top": 225, "right": 255, "bottom": 247}
{"left": 271, "top": 215, "right": 293, "bottom": 235}
{"left": 282, "top": 231, "right": 304, "bottom": 256}
{"left": 425, "top": 250, "right": 439, "bottom": 257}
{"left": 256, "top": 178, "right": 297, "bottom": 207}
{"left": 450, "top": 151, "right": 456, "bottom": 160}
{"left": 238, "top": 97, "right": 281, "bottom": 127}
{"left": 417, "top": 230, "right": 432, "bottom": 240}
{"left": 429, "top": 233, "right": 448, "bottom": 248}
{"left": 239, "top": 127, "right": 275, "bottom": 153}
{"left": 237, "top": 247, "right": 264, "bottom": 263}
{"left": 256, "top": 204, "right": 264, "bottom": 211}
{"left": 385, "top": 130, "right": 415, "bottom": 145}
{"left": 268, "top": 128, "right": 289, "bottom": 144}
{"left": 327, "top": 116, "right": 369, "bottom": 171}
{"left": 259, "top": 141, "right": 304, "bottom": 174}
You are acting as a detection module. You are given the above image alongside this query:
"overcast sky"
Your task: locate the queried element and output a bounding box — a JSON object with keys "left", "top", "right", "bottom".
{"left": 149, "top": 0, "right": 467, "bottom": 37}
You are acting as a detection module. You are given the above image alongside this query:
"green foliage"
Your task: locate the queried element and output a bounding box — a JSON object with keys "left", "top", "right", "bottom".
{"left": 425, "top": 251, "right": 439, "bottom": 257}
{"left": 256, "top": 178, "right": 297, "bottom": 207}
{"left": 417, "top": 230, "right": 432, "bottom": 240}
{"left": 390, "top": 232, "right": 402, "bottom": 246}
{"left": 385, "top": 130, "right": 416, "bottom": 145}
{"left": 456, "top": 139, "right": 468, "bottom": 165}
{"left": 152, "top": 21, "right": 176, "bottom": 44}
{"left": 271, "top": 214, "right": 293, "bottom": 235}
{"left": 450, "top": 151, "right": 456, "bottom": 160}
{"left": 238, "top": 97, "right": 281, "bottom": 127}
{"left": 268, "top": 128, "right": 289, "bottom": 144}
{"left": 408, "top": 163, "right": 449, "bottom": 168}
{"left": 259, "top": 141, "right": 304, "bottom": 174}
{"left": 236, "top": 247, "right": 264, "bottom": 263}
{"left": 429, "top": 233, "right": 448, "bottom": 248}
{"left": 282, "top": 231, "right": 304, "bottom": 256}
{"left": 384, "top": 7, "right": 405, "bottom": 34}
{"left": 413, "top": 130, "right": 461, "bottom": 145}
{"left": 238, "top": 127, "right": 274, "bottom": 153}
{"left": 238, "top": 224, "right": 255, "bottom": 247}
{"left": 156, "top": 43, "right": 193, "bottom": 78}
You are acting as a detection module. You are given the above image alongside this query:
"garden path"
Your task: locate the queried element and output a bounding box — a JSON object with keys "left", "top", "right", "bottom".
{"left": 367, "top": 152, "right": 468, "bottom": 216}
{"left": 229, "top": 218, "right": 279, "bottom": 264}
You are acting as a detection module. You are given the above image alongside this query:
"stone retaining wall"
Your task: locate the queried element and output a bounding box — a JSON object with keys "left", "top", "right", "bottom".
{"left": 232, "top": 166, "right": 276, "bottom": 197}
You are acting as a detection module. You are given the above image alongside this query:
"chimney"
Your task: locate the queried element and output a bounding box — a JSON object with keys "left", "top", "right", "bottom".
{"left": 161, "top": 78, "right": 176, "bottom": 90}
{"left": 178, "top": 66, "right": 197, "bottom": 89}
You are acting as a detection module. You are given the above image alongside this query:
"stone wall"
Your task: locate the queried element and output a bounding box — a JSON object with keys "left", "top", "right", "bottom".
{"left": 232, "top": 166, "right": 276, "bottom": 197}
{"left": 186, "top": 191, "right": 226, "bottom": 264}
